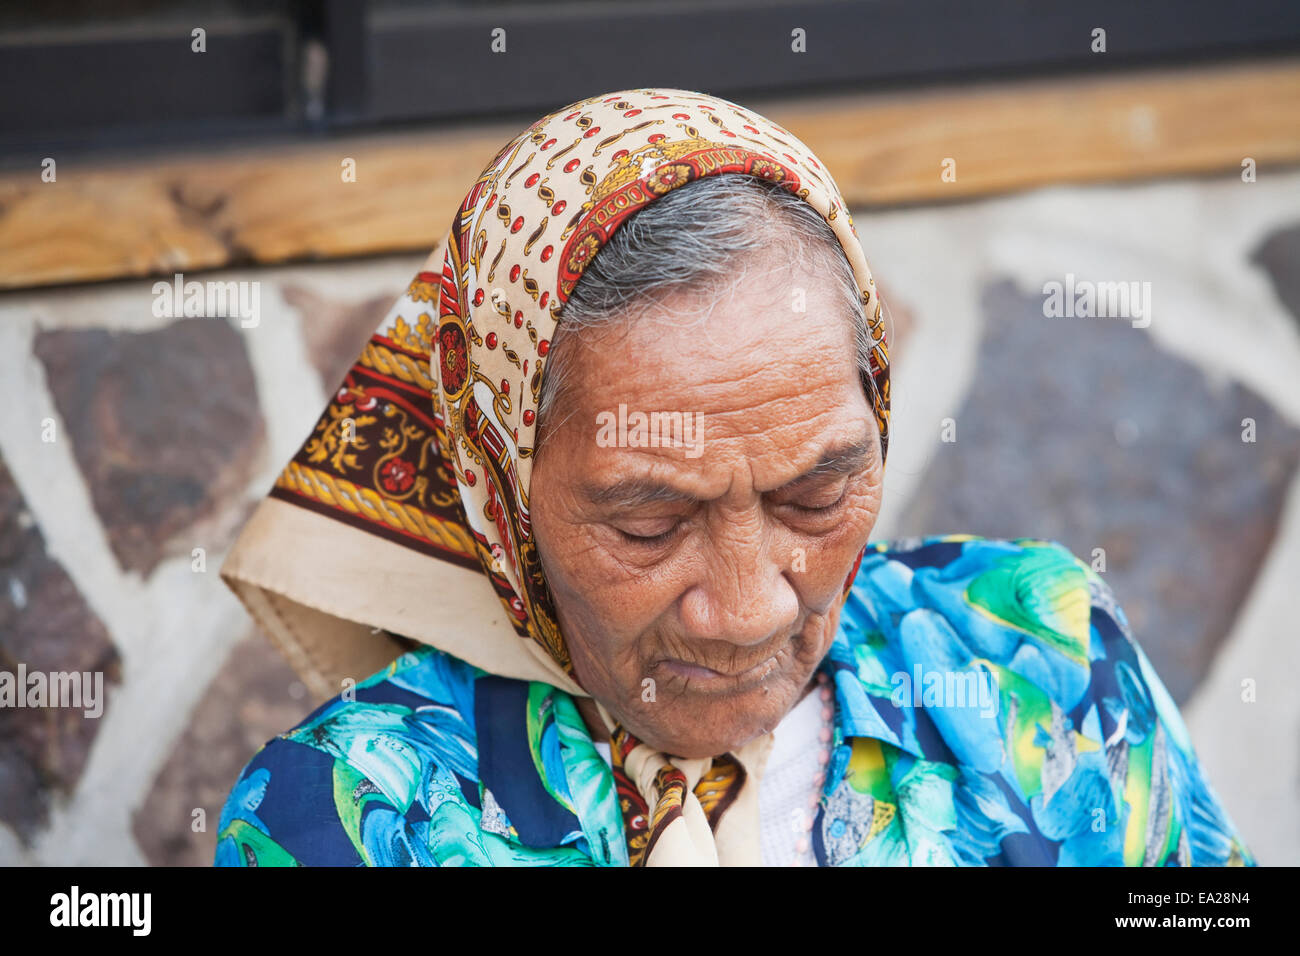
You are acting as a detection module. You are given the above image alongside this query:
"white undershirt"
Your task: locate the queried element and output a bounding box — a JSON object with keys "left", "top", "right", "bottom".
{"left": 591, "top": 686, "right": 826, "bottom": 866}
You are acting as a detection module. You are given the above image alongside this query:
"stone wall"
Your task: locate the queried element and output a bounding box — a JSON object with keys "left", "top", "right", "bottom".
{"left": 1, "top": 170, "right": 1297, "bottom": 865}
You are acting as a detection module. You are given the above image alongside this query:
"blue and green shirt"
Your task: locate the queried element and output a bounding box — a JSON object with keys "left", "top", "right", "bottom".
{"left": 215, "top": 534, "right": 1255, "bottom": 867}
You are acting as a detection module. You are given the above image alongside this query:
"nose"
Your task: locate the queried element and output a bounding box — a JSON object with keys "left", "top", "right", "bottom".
{"left": 677, "top": 506, "right": 800, "bottom": 649}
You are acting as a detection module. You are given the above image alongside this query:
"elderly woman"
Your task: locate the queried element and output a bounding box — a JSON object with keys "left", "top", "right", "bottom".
{"left": 215, "top": 88, "right": 1253, "bottom": 867}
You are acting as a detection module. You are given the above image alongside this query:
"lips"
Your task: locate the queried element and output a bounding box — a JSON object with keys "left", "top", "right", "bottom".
{"left": 661, "top": 657, "right": 774, "bottom": 680}
{"left": 653, "top": 647, "right": 788, "bottom": 691}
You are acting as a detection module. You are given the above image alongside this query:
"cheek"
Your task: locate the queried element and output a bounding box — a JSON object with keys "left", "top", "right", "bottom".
{"left": 537, "top": 527, "right": 662, "bottom": 692}
{"left": 532, "top": 460, "right": 666, "bottom": 697}
{"left": 794, "top": 490, "right": 880, "bottom": 604}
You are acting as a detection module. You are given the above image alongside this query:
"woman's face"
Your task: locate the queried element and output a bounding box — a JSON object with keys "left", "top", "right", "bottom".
{"left": 530, "top": 248, "right": 883, "bottom": 758}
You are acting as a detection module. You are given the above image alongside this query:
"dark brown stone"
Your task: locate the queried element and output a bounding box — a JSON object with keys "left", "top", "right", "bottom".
{"left": 131, "top": 634, "right": 315, "bottom": 866}
{"left": 282, "top": 284, "right": 396, "bottom": 392}
{"left": 895, "top": 278, "right": 1300, "bottom": 703}
{"left": 33, "top": 318, "right": 265, "bottom": 576}
{"left": 0, "top": 452, "right": 121, "bottom": 845}
{"left": 1252, "top": 221, "right": 1300, "bottom": 329}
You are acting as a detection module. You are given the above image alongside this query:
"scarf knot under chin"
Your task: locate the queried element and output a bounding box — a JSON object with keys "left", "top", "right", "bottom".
{"left": 609, "top": 724, "right": 748, "bottom": 867}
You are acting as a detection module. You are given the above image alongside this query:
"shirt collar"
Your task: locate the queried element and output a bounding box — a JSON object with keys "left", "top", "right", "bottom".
{"left": 821, "top": 624, "right": 927, "bottom": 761}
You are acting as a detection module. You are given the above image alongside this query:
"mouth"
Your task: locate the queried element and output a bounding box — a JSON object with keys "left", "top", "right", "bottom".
{"left": 653, "top": 641, "right": 794, "bottom": 693}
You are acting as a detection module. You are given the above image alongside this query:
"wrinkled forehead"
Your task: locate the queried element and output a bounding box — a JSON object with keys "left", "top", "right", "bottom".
{"left": 541, "top": 275, "right": 873, "bottom": 472}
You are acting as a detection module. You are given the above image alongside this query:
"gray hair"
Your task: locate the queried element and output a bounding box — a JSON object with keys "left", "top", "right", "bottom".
{"left": 534, "top": 172, "right": 880, "bottom": 449}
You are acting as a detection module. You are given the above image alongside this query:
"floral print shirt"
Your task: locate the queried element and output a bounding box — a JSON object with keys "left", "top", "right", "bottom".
{"left": 214, "top": 534, "right": 1255, "bottom": 867}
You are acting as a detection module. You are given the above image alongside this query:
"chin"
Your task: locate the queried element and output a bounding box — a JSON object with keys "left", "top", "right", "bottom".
{"left": 628, "top": 677, "right": 808, "bottom": 759}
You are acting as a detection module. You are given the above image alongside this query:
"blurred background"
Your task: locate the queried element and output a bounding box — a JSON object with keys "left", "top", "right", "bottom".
{"left": 1, "top": 0, "right": 1298, "bottom": 865}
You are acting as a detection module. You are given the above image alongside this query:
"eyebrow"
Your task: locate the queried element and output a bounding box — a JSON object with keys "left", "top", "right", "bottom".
{"left": 582, "top": 436, "right": 876, "bottom": 510}
{"left": 783, "top": 436, "right": 877, "bottom": 487}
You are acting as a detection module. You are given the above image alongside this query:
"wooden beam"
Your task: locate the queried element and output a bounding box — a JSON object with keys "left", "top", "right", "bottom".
{"left": 2, "top": 57, "right": 1297, "bottom": 291}
{"left": 800, "top": 58, "right": 1300, "bottom": 206}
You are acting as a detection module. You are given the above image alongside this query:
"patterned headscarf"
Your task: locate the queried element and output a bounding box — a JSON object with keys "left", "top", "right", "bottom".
{"left": 222, "top": 87, "right": 890, "bottom": 866}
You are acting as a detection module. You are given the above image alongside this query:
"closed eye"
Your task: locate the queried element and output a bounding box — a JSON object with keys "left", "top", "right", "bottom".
{"left": 779, "top": 486, "right": 849, "bottom": 515}
{"left": 616, "top": 522, "right": 682, "bottom": 546}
